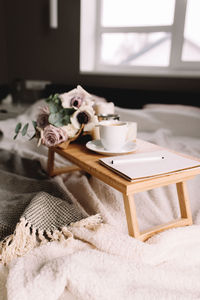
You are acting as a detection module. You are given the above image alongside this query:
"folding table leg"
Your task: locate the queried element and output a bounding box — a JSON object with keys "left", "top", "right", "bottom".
{"left": 123, "top": 194, "right": 140, "bottom": 238}
{"left": 47, "top": 148, "right": 80, "bottom": 176}
{"left": 123, "top": 181, "right": 193, "bottom": 242}
{"left": 47, "top": 147, "right": 55, "bottom": 176}
{"left": 176, "top": 181, "right": 193, "bottom": 224}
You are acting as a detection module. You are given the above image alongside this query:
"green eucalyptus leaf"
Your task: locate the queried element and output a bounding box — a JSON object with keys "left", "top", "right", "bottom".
{"left": 45, "top": 95, "right": 52, "bottom": 103}
{"left": 13, "top": 133, "right": 18, "bottom": 140}
{"left": 53, "top": 93, "right": 59, "bottom": 100}
{"left": 48, "top": 112, "right": 63, "bottom": 126}
{"left": 54, "top": 120, "right": 64, "bottom": 127}
{"left": 22, "top": 123, "right": 29, "bottom": 136}
{"left": 48, "top": 113, "right": 57, "bottom": 124}
{"left": 15, "top": 122, "right": 22, "bottom": 134}
{"left": 32, "top": 120, "right": 37, "bottom": 129}
{"left": 63, "top": 108, "right": 75, "bottom": 115}
{"left": 59, "top": 108, "right": 65, "bottom": 114}
{"left": 62, "top": 114, "right": 71, "bottom": 125}
{"left": 29, "top": 133, "right": 36, "bottom": 140}
{"left": 49, "top": 102, "right": 59, "bottom": 114}
{"left": 55, "top": 97, "right": 61, "bottom": 106}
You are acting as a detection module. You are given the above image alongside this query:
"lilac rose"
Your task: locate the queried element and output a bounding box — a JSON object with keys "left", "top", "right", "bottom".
{"left": 42, "top": 125, "right": 68, "bottom": 147}
{"left": 37, "top": 113, "right": 49, "bottom": 129}
{"left": 37, "top": 105, "right": 50, "bottom": 128}
{"left": 39, "top": 105, "right": 50, "bottom": 114}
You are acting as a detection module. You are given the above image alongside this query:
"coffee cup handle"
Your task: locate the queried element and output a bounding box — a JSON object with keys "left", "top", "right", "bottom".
{"left": 125, "top": 122, "right": 137, "bottom": 142}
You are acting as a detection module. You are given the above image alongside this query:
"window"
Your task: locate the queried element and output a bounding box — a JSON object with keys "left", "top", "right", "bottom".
{"left": 80, "top": 0, "right": 200, "bottom": 77}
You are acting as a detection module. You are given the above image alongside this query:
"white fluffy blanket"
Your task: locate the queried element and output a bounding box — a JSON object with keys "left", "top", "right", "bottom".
{"left": 0, "top": 102, "right": 200, "bottom": 300}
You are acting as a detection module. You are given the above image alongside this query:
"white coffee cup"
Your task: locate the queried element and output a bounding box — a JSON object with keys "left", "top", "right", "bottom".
{"left": 97, "top": 120, "right": 137, "bottom": 151}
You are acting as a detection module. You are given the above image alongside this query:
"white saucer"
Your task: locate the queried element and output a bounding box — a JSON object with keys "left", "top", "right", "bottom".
{"left": 86, "top": 140, "right": 137, "bottom": 156}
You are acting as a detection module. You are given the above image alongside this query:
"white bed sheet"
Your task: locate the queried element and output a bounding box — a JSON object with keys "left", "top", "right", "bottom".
{"left": 0, "top": 102, "right": 200, "bottom": 300}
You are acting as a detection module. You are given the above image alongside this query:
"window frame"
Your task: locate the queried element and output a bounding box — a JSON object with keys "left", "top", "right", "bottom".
{"left": 80, "top": 0, "right": 200, "bottom": 77}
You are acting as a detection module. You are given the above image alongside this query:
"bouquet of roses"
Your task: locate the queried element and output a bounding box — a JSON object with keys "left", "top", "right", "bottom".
{"left": 14, "top": 85, "right": 99, "bottom": 148}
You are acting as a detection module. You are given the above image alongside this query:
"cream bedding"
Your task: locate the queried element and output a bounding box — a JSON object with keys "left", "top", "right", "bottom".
{"left": 0, "top": 101, "right": 200, "bottom": 300}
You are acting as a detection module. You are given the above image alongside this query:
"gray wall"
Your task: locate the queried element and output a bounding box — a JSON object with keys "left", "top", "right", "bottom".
{"left": 1, "top": 0, "right": 200, "bottom": 95}
{"left": 4, "top": 0, "right": 80, "bottom": 84}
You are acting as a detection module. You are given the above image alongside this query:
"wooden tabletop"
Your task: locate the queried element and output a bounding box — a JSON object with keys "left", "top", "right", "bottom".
{"left": 53, "top": 139, "right": 200, "bottom": 195}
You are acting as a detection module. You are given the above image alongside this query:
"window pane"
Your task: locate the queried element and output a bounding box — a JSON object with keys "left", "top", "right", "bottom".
{"left": 102, "top": 0, "right": 175, "bottom": 27}
{"left": 101, "top": 32, "right": 171, "bottom": 67}
{"left": 182, "top": 0, "right": 200, "bottom": 61}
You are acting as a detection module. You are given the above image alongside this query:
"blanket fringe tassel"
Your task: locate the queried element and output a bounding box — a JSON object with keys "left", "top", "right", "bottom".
{"left": 0, "top": 214, "right": 102, "bottom": 265}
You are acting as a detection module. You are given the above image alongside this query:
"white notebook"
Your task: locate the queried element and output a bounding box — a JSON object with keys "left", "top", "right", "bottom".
{"left": 99, "top": 150, "right": 200, "bottom": 181}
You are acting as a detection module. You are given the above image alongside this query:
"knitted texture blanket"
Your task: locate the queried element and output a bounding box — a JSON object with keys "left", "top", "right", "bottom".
{"left": 0, "top": 149, "right": 101, "bottom": 264}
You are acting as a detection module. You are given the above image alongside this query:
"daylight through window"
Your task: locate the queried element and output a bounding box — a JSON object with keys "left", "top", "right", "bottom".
{"left": 80, "top": 0, "right": 200, "bottom": 77}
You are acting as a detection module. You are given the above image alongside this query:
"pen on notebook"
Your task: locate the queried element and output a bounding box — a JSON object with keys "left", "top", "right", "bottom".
{"left": 111, "top": 155, "right": 165, "bottom": 165}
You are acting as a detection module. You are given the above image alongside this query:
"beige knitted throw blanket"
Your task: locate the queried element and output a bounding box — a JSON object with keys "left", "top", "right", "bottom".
{"left": 0, "top": 149, "right": 101, "bottom": 265}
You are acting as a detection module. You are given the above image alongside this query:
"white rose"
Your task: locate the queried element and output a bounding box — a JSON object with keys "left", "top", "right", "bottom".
{"left": 61, "top": 124, "right": 79, "bottom": 138}
{"left": 59, "top": 85, "right": 94, "bottom": 109}
{"left": 70, "top": 105, "right": 97, "bottom": 131}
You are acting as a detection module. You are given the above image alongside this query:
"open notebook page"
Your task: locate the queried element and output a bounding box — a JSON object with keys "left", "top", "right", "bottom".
{"left": 99, "top": 150, "right": 200, "bottom": 181}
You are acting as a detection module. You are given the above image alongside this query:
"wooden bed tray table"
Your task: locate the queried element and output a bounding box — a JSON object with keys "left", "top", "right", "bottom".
{"left": 47, "top": 139, "right": 200, "bottom": 241}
